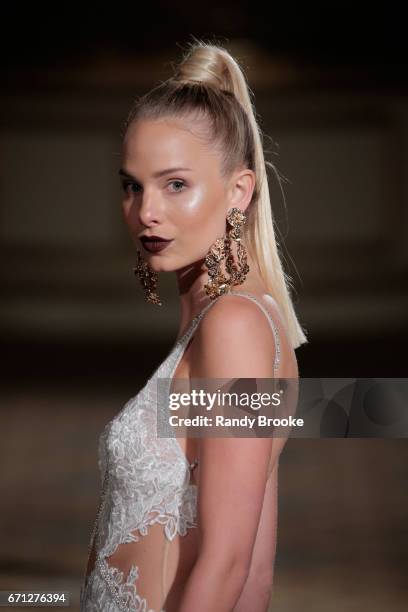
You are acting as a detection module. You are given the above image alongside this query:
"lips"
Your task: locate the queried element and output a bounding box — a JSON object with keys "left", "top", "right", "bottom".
{"left": 140, "top": 237, "right": 173, "bottom": 253}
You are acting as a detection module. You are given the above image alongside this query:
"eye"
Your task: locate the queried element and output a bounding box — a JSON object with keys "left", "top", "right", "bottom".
{"left": 121, "top": 180, "right": 141, "bottom": 195}
{"left": 168, "top": 180, "right": 186, "bottom": 193}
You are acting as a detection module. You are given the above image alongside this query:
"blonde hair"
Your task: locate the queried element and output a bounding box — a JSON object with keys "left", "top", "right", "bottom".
{"left": 123, "top": 39, "right": 308, "bottom": 350}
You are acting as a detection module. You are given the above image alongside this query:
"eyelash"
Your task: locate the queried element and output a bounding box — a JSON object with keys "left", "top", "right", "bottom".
{"left": 121, "top": 180, "right": 186, "bottom": 195}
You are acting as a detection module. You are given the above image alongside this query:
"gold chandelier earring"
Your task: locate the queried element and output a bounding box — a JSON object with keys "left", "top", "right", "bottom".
{"left": 133, "top": 249, "right": 162, "bottom": 306}
{"left": 204, "top": 207, "right": 250, "bottom": 300}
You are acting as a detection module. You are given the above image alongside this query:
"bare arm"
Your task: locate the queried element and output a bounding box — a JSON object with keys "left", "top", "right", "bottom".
{"left": 178, "top": 296, "right": 279, "bottom": 612}
{"left": 233, "top": 463, "right": 279, "bottom": 612}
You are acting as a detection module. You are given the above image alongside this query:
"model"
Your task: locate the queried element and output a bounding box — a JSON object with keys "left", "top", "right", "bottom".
{"left": 80, "top": 38, "right": 307, "bottom": 612}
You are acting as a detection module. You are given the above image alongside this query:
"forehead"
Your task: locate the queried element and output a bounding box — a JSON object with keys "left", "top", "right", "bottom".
{"left": 122, "top": 118, "right": 219, "bottom": 170}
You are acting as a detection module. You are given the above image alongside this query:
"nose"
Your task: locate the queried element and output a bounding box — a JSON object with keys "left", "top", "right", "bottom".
{"left": 138, "top": 188, "right": 163, "bottom": 228}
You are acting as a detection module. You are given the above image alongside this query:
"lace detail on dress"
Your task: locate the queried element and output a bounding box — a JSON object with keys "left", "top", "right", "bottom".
{"left": 80, "top": 562, "right": 165, "bottom": 612}
{"left": 98, "top": 558, "right": 165, "bottom": 612}
{"left": 95, "top": 375, "right": 198, "bottom": 560}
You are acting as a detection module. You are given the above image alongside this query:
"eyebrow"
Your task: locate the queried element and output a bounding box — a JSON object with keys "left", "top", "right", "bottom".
{"left": 119, "top": 167, "right": 193, "bottom": 180}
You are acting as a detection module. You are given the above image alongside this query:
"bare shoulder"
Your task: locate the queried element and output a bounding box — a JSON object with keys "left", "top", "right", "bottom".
{"left": 190, "top": 293, "right": 278, "bottom": 379}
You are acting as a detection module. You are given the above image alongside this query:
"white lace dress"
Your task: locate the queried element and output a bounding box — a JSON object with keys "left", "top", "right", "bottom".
{"left": 79, "top": 291, "right": 281, "bottom": 612}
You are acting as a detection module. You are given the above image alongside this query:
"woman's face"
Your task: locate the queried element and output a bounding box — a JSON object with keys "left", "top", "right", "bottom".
{"left": 120, "top": 118, "right": 237, "bottom": 273}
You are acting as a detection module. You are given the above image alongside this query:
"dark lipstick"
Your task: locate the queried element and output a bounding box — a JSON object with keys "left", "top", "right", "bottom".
{"left": 140, "top": 236, "right": 173, "bottom": 253}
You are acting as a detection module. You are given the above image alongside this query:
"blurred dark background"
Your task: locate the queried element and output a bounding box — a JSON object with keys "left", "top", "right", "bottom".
{"left": 1, "top": 3, "right": 407, "bottom": 611}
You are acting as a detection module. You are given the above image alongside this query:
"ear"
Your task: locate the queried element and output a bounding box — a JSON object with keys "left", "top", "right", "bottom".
{"left": 226, "top": 167, "right": 256, "bottom": 214}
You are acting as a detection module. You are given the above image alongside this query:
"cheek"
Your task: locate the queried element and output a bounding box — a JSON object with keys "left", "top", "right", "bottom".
{"left": 172, "top": 186, "right": 224, "bottom": 233}
{"left": 121, "top": 199, "right": 141, "bottom": 233}
{"left": 122, "top": 199, "right": 131, "bottom": 219}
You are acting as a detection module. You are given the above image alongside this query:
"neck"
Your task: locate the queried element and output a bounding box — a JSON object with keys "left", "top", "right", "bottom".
{"left": 174, "top": 244, "right": 264, "bottom": 340}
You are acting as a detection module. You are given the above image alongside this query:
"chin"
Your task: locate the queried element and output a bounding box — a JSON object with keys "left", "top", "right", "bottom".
{"left": 146, "top": 255, "right": 177, "bottom": 273}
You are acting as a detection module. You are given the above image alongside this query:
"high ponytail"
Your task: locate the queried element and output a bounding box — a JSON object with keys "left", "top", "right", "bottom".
{"left": 124, "top": 39, "right": 308, "bottom": 349}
